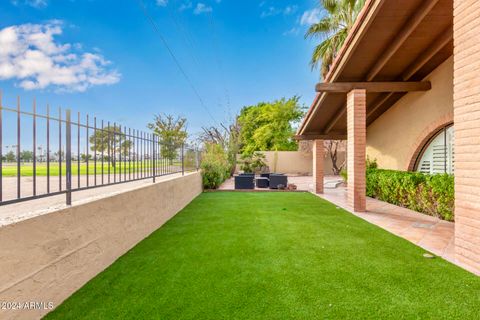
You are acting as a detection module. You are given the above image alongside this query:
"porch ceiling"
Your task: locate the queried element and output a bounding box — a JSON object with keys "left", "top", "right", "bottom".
{"left": 298, "top": 0, "right": 453, "bottom": 138}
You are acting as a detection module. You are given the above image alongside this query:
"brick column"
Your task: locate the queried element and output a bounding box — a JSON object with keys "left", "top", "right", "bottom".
{"left": 453, "top": 0, "right": 480, "bottom": 273}
{"left": 347, "top": 89, "right": 366, "bottom": 212}
{"left": 313, "top": 139, "right": 324, "bottom": 194}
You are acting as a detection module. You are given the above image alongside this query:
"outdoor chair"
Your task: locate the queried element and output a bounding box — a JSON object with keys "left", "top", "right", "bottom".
{"left": 269, "top": 174, "right": 288, "bottom": 189}
{"left": 235, "top": 175, "right": 255, "bottom": 189}
{"left": 256, "top": 177, "right": 269, "bottom": 188}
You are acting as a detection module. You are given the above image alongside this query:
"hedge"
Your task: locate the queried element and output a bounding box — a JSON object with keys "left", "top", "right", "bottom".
{"left": 366, "top": 169, "right": 454, "bottom": 221}
{"left": 201, "top": 143, "right": 231, "bottom": 189}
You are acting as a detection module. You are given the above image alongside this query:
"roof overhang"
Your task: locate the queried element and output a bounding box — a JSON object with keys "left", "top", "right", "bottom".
{"left": 297, "top": 0, "right": 453, "bottom": 139}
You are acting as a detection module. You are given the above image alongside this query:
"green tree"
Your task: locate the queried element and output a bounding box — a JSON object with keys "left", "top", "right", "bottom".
{"left": 89, "top": 126, "right": 132, "bottom": 167}
{"left": 20, "top": 150, "right": 34, "bottom": 162}
{"left": 238, "top": 97, "right": 305, "bottom": 155}
{"left": 5, "top": 150, "right": 16, "bottom": 162}
{"left": 80, "top": 153, "right": 93, "bottom": 162}
{"left": 305, "top": 0, "right": 365, "bottom": 77}
{"left": 148, "top": 114, "right": 187, "bottom": 163}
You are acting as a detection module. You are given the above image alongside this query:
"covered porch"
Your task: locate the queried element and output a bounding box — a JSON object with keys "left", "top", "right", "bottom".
{"left": 297, "top": 0, "right": 480, "bottom": 274}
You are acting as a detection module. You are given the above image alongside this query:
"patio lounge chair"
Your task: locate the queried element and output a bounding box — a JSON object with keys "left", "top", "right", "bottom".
{"left": 269, "top": 174, "right": 287, "bottom": 189}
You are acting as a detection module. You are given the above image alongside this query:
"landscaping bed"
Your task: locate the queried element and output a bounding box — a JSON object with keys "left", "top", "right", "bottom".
{"left": 366, "top": 169, "right": 454, "bottom": 221}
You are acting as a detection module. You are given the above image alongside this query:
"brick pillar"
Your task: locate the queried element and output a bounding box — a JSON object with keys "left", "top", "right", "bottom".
{"left": 453, "top": 0, "right": 480, "bottom": 273}
{"left": 347, "top": 89, "right": 366, "bottom": 212}
{"left": 313, "top": 139, "right": 324, "bottom": 194}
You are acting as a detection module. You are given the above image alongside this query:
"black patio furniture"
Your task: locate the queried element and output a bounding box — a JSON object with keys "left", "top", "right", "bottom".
{"left": 260, "top": 173, "right": 270, "bottom": 179}
{"left": 235, "top": 174, "right": 255, "bottom": 189}
{"left": 269, "top": 174, "right": 288, "bottom": 189}
{"left": 256, "top": 177, "right": 269, "bottom": 188}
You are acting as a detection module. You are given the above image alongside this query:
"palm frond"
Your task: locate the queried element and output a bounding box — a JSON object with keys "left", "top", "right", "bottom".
{"left": 306, "top": 0, "right": 366, "bottom": 77}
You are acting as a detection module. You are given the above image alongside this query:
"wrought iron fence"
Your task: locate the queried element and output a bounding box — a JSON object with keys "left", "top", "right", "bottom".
{"left": 0, "top": 94, "right": 199, "bottom": 206}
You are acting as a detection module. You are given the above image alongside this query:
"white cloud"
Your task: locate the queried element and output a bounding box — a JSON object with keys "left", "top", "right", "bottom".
{"left": 300, "top": 8, "right": 322, "bottom": 25}
{"left": 283, "top": 27, "right": 299, "bottom": 36}
{"left": 283, "top": 5, "right": 298, "bottom": 16}
{"left": 156, "top": 0, "right": 168, "bottom": 7}
{"left": 261, "top": 4, "right": 297, "bottom": 18}
{"left": 0, "top": 22, "right": 120, "bottom": 92}
{"left": 193, "top": 3, "right": 212, "bottom": 15}
{"left": 11, "top": 0, "right": 47, "bottom": 8}
{"left": 179, "top": 1, "right": 192, "bottom": 11}
{"left": 260, "top": 6, "right": 280, "bottom": 18}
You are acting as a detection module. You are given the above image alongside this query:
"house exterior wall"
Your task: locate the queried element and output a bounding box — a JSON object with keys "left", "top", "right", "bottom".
{"left": 366, "top": 57, "right": 454, "bottom": 171}
{"left": 0, "top": 172, "right": 202, "bottom": 320}
{"left": 453, "top": 0, "right": 480, "bottom": 274}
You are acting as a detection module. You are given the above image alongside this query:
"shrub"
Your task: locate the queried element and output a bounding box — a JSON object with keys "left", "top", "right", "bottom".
{"left": 339, "top": 157, "right": 376, "bottom": 183}
{"left": 366, "top": 169, "right": 454, "bottom": 221}
{"left": 201, "top": 143, "right": 230, "bottom": 189}
{"left": 239, "top": 152, "right": 267, "bottom": 173}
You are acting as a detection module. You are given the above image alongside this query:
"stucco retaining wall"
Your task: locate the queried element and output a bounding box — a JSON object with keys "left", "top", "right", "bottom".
{"left": 0, "top": 172, "right": 202, "bottom": 320}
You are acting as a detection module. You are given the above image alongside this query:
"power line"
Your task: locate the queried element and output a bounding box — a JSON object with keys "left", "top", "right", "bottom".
{"left": 169, "top": 0, "right": 201, "bottom": 68}
{"left": 136, "top": 0, "right": 218, "bottom": 125}
{"left": 207, "top": 11, "right": 232, "bottom": 122}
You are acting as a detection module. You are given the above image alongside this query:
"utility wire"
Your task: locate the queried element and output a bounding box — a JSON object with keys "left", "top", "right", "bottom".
{"left": 167, "top": 1, "right": 201, "bottom": 69}
{"left": 136, "top": 0, "right": 218, "bottom": 125}
{"left": 207, "top": 11, "right": 232, "bottom": 123}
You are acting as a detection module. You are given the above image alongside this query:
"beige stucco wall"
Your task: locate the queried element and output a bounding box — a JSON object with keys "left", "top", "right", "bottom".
{"left": 235, "top": 150, "right": 346, "bottom": 175}
{"left": 0, "top": 172, "right": 202, "bottom": 320}
{"left": 366, "top": 57, "right": 454, "bottom": 170}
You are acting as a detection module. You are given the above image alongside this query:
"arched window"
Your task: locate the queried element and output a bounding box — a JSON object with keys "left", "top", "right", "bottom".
{"left": 415, "top": 124, "right": 454, "bottom": 174}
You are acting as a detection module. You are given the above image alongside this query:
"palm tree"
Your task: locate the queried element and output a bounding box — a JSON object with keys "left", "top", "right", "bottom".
{"left": 305, "top": 0, "right": 366, "bottom": 78}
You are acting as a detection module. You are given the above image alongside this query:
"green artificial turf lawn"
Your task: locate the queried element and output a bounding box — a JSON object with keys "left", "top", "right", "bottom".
{"left": 45, "top": 192, "right": 480, "bottom": 319}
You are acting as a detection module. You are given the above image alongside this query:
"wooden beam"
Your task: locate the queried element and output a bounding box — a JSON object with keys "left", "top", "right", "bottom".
{"left": 315, "top": 81, "right": 431, "bottom": 93}
{"left": 294, "top": 134, "right": 347, "bottom": 141}
{"left": 366, "top": 92, "right": 394, "bottom": 118}
{"left": 402, "top": 26, "right": 453, "bottom": 80}
{"left": 366, "top": 0, "right": 440, "bottom": 81}
{"left": 325, "top": 108, "right": 346, "bottom": 133}
{"left": 298, "top": 92, "right": 328, "bottom": 135}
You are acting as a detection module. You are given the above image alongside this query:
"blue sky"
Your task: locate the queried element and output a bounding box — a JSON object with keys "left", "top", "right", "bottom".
{"left": 0, "top": 0, "right": 323, "bottom": 138}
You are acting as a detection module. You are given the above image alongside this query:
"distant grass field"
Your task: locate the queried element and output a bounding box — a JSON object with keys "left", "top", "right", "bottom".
{"left": 1, "top": 161, "right": 184, "bottom": 177}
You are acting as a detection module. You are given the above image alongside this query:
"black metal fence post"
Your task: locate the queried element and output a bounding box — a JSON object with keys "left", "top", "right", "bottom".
{"left": 16, "top": 96, "right": 21, "bottom": 199}
{"left": 152, "top": 134, "right": 156, "bottom": 183}
{"left": 196, "top": 147, "right": 199, "bottom": 171}
{"left": 181, "top": 143, "right": 185, "bottom": 176}
{"left": 66, "top": 109, "right": 72, "bottom": 205}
